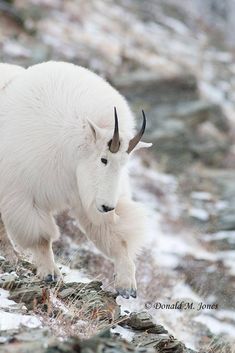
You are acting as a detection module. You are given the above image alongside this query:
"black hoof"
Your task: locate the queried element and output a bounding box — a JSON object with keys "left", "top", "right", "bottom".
{"left": 117, "top": 288, "right": 137, "bottom": 299}
{"left": 130, "top": 289, "right": 137, "bottom": 298}
{"left": 44, "top": 274, "right": 54, "bottom": 282}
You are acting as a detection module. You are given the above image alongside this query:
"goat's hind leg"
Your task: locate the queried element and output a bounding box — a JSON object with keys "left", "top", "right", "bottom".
{"left": 1, "top": 200, "right": 61, "bottom": 281}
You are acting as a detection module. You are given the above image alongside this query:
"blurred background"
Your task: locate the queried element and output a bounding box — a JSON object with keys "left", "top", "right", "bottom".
{"left": 0, "top": 0, "right": 235, "bottom": 351}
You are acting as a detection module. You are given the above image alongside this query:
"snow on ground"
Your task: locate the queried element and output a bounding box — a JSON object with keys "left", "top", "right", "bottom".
{"left": 0, "top": 289, "right": 17, "bottom": 309}
{"left": 217, "top": 251, "right": 235, "bottom": 276}
{"left": 171, "top": 282, "right": 202, "bottom": 303}
{"left": 111, "top": 325, "right": 135, "bottom": 342}
{"left": 204, "top": 231, "right": 235, "bottom": 243}
{"left": 189, "top": 208, "right": 210, "bottom": 221}
{"left": 0, "top": 311, "right": 41, "bottom": 331}
{"left": 0, "top": 289, "right": 41, "bottom": 331}
{"left": 153, "top": 227, "right": 218, "bottom": 263}
{"left": 60, "top": 264, "right": 91, "bottom": 284}
{"left": 215, "top": 310, "right": 235, "bottom": 322}
{"left": 194, "top": 315, "right": 235, "bottom": 337}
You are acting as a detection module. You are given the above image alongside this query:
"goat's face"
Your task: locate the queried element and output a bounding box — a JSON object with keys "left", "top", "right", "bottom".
{"left": 77, "top": 108, "right": 151, "bottom": 215}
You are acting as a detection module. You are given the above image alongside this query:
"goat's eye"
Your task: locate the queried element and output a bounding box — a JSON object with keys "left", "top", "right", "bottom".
{"left": 101, "top": 158, "right": 108, "bottom": 165}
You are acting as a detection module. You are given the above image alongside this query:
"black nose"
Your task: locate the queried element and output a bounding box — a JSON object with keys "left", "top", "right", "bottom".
{"left": 101, "top": 205, "right": 115, "bottom": 213}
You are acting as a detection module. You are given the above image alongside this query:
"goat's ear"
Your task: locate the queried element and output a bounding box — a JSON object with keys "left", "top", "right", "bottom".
{"left": 131, "top": 141, "right": 152, "bottom": 153}
{"left": 87, "top": 119, "right": 103, "bottom": 141}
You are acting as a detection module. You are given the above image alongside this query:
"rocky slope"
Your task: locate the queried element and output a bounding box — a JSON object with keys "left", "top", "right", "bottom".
{"left": 0, "top": 256, "right": 196, "bottom": 353}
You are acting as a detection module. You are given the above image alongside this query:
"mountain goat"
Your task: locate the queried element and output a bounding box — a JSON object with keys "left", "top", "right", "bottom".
{"left": 0, "top": 61, "right": 151, "bottom": 298}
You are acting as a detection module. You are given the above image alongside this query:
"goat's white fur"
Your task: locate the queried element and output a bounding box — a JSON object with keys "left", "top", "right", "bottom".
{"left": 0, "top": 61, "right": 150, "bottom": 296}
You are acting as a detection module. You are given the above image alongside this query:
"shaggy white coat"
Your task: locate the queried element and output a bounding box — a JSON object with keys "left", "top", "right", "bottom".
{"left": 0, "top": 61, "right": 150, "bottom": 296}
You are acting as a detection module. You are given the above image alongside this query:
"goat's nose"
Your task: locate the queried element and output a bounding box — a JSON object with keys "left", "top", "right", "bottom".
{"left": 101, "top": 205, "right": 115, "bottom": 213}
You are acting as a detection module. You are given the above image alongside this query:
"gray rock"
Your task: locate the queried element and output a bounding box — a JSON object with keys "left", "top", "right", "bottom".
{"left": 114, "top": 71, "right": 231, "bottom": 173}
{"left": 15, "top": 328, "right": 50, "bottom": 342}
{"left": 217, "top": 209, "right": 235, "bottom": 231}
{"left": 0, "top": 272, "right": 18, "bottom": 289}
{"left": 148, "top": 102, "right": 230, "bottom": 173}
{"left": 57, "top": 280, "right": 120, "bottom": 323}
{"left": 9, "top": 285, "right": 50, "bottom": 310}
{"left": 46, "top": 334, "right": 155, "bottom": 353}
{"left": 113, "top": 72, "right": 199, "bottom": 105}
{"left": 122, "top": 311, "right": 156, "bottom": 330}
{"left": 179, "top": 166, "right": 235, "bottom": 232}
{"left": 176, "top": 257, "right": 235, "bottom": 310}
{"left": 57, "top": 287, "right": 76, "bottom": 299}
{"left": 132, "top": 332, "right": 193, "bottom": 352}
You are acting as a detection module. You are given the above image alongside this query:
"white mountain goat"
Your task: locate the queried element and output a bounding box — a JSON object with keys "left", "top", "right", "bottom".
{"left": 0, "top": 61, "right": 151, "bottom": 298}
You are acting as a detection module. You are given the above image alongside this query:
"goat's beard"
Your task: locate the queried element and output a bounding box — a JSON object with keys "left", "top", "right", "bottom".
{"left": 84, "top": 202, "right": 119, "bottom": 226}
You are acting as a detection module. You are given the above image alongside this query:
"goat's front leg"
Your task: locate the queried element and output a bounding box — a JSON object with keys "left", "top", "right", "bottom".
{"left": 86, "top": 223, "right": 137, "bottom": 298}
{"left": 112, "top": 242, "right": 137, "bottom": 299}
{"left": 75, "top": 197, "right": 147, "bottom": 298}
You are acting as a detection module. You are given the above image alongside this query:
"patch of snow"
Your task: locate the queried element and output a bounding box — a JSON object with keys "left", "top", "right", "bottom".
{"left": 0, "top": 336, "right": 8, "bottom": 343}
{"left": 214, "top": 310, "right": 235, "bottom": 322}
{"left": 134, "top": 187, "right": 160, "bottom": 211}
{"left": 75, "top": 319, "right": 87, "bottom": 326}
{"left": 205, "top": 264, "right": 217, "bottom": 273}
{"left": 0, "top": 272, "right": 19, "bottom": 280}
{"left": 221, "top": 260, "right": 235, "bottom": 276}
{"left": 162, "top": 16, "right": 190, "bottom": 35}
{"left": 0, "top": 289, "right": 16, "bottom": 309}
{"left": 199, "top": 81, "right": 226, "bottom": 105}
{"left": 60, "top": 264, "right": 90, "bottom": 283}
{"left": 190, "top": 191, "right": 213, "bottom": 201}
{"left": 215, "top": 200, "right": 229, "bottom": 211}
{"left": 213, "top": 51, "right": 233, "bottom": 63}
{"left": 172, "top": 283, "right": 202, "bottom": 302}
{"left": 154, "top": 232, "right": 192, "bottom": 257}
{"left": 0, "top": 311, "right": 41, "bottom": 331}
{"left": 50, "top": 294, "right": 69, "bottom": 314}
{"left": 3, "top": 41, "right": 31, "bottom": 58}
{"left": 154, "top": 252, "right": 180, "bottom": 268}
{"left": 152, "top": 228, "right": 217, "bottom": 262}
{"left": 204, "top": 231, "right": 235, "bottom": 243}
{"left": 194, "top": 314, "right": 235, "bottom": 337}
{"left": 189, "top": 208, "right": 210, "bottom": 221}
{"left": 129, "top": 156, "right": 177, "bottom": 189}
{"left": 111, "top": 325, "right": 135, "bottom": 342}
{"left": 217, "top": 250, "right": 235, "bottom": 260}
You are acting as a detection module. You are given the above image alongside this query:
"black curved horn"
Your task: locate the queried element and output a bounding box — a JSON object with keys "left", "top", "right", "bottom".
{"left": 127, "top": 110, "right": 146, "bottom": 153}
{"left": 109, "top": 107, "right": 120, "bottom": 153}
